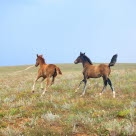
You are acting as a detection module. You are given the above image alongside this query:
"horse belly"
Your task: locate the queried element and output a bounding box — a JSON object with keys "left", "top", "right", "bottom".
{"left": 87, "top": 72, "right": 101, "bottom": 78}
{"left": 39, "top": 69, "right": 47, "bottom": 78}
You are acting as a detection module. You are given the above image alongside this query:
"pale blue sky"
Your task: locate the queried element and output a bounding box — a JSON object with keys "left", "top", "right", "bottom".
{"left": 0, "top": 0, "right": 136, "bottom": 66}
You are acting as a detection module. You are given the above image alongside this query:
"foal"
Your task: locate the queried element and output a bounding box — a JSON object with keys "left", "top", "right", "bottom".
{"left": 74, "top": 52, "right": 118, "bottom": 98}
{"left": 32, "top": 54, "right": 62, "bottom": 96}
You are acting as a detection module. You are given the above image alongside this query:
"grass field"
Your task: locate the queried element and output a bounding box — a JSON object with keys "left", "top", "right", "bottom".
{"left": 0, "top": 63, "right": 136, "bottom": 136}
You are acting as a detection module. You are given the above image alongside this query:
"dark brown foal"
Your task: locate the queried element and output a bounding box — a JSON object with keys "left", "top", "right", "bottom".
{"left": 32, "top": 54, "right": 62, "bottom": 96}
{"left": 74, "top": 52, "right": 118, "bottom": 98}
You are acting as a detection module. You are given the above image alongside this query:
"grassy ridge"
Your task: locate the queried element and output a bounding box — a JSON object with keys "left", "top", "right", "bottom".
{"left": 0, "top": 63, "right": 136, "bottom": 72}
{"left": 0, "top": 63, "right": 136, "bottom": 136}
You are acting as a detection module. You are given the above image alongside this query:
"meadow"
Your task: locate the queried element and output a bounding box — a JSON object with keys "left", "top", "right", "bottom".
{"left": 0, "top": 63, "right": 136, "bottom": 136}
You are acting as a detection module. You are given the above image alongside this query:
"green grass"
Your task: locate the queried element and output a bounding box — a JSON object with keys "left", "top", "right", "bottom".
{"left": 0, "top": 63, "right": 136, "bottom": 135}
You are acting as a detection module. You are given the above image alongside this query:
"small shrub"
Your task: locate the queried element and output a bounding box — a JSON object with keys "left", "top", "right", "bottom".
{"left": 103, "top": 119, "right": 135, "bottom": 135}
{"left": 4, "top": 95, "right": 16, "bottom": 103}
{"left": 36, "top": 102, "right": 45, "bottom": 108}
{"left": 41, "top": 111, "right": 60, "bottom": 121}
{"left": 0, "top": 121, "right": 7, "bottom": 128}
{"left": 24, "top": 126, "right": 61, "bottom": 136}
{"left": 0, "top": 126, "right": 22, "bottom": 136}
{"left": 61, "top": 103, "right": 71, "bottom": 110}
{"left": 0, "top": 112, "right": 5, "bottom": 118}
{"left": 10, "top": 108, "right": 20, "bottom": 115}
{"left": 117, "top": 109, "right": 130, "bottom": 117}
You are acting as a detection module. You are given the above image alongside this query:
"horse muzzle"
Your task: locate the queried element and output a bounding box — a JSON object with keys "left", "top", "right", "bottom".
{"left": 74, "top": 61, "right": 78, "bottom": 64}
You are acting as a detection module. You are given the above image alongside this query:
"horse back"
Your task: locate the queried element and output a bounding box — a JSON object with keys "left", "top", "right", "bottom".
{"left": 39, "top": 64, "right": 57, "bottom": 77}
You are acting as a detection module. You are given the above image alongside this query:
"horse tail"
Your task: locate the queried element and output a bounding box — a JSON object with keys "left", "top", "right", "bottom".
{"left": 109, "top": 54, "right": 118, "bottom": 67}
{"left": 56, "top": 67, "right": 62, "bottom": 75}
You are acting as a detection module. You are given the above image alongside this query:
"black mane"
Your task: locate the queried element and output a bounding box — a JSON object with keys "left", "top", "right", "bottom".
{"left": 82, "top": 55, "right": 93, "bottom": 65}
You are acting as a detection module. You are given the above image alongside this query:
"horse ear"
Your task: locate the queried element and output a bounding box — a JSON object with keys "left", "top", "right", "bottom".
{"left": 84, "top": 53, "right": 85, "bottom": 55}
{"left": 80, "top": 52, "right": 83, "bottom": 55}
{"left": 37, "top": 54, "right": 38, "bottom": 57}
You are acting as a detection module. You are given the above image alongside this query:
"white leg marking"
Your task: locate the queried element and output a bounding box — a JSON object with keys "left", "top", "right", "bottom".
{"left": 81, "top": 84, "right": 87, "bottom": 96}
{"left": 41, "top": 88, "right": 47, "bottom": 97}
{"left": 80, "top": 94, "right": 83, "bottom": 97}
{"left": 41, "top": 82, "right": 43, "bottom": 89}
{"left": 113, "top": 91, "right": 115, "bottom": 98}
{"left": 32, "top": 81, "right": 36, "bottom": 91}
{"left": 80, "top": 90, "right": 86, "bottom": 97}
{"left": 75, "top": 88, "right": 79, "bottom": 93}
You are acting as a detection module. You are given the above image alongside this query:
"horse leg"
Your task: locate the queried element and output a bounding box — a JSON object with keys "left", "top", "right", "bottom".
{"left": 107, "top": 78, "right": 115, "bottom": 98}
{"left": 41, "top": 77, "right": 45, "bottom": 90}
{"left": 51, "top": 76, "right": 55, "bottom": 85}
{"left": 75, "top": 80, "right": 84, "bottom": 92}
{"left": 51, "top": 71, "right": 57, "bottom": 85}
{"left": 100, "top": 77, "right": 108, "bottom": 96}
{"left": 32, "top": 76, "right": 40, "bottom": 92}
{"left": 81, "top": 79, "right": 87, "bottom": 96}
{"left": 41, "top": 77, "right": 50, "bottom": 96}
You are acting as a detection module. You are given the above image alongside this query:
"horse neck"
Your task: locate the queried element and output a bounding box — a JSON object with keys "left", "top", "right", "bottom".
{"left": 81, "top": 56, "right": 93, "bottom": 68}
{"left": 39, "top": 59, "right": 46, "bottom": 67}
{"left": 82, "top": 61, "right": 92, "bottom": 68}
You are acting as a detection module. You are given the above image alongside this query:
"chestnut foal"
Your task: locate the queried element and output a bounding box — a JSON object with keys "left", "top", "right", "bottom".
{"left": 32, "top": 54, "right": 62, "bottom": 96}
{"left": 74, "top": 52, "right": 118, "bottom": 98}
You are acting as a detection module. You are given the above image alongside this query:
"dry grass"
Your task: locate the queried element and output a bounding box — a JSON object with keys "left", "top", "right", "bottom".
{"left": 0, "top": 63, "right": 136, "bottom": 136}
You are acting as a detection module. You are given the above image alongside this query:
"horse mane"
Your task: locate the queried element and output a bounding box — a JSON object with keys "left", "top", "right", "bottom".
{"left": 83, "top": 55, "right": 93, "bottom": 65}
{"left": 38, "top": 55, "right": 46, "bottom": 64}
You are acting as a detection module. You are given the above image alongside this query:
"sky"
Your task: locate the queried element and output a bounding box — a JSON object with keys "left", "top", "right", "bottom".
{"left": 0, "top": 0, "right": 136, "bottom": 66}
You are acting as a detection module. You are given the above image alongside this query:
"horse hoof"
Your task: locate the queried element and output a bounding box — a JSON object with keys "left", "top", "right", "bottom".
{"left": 32, "top": 90, "right": 34, "bottom": 93}
{"left": 113, "top": 95, "right": 116, "bottom": 98}
{"left": 41, "top": 93, "right": 45, "bottom": 97}
{"left": 42, "top": 93, "right": 45, "bottom": 96}
{"left": 41, "top": 90, "right": 47, "bottom": 96}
